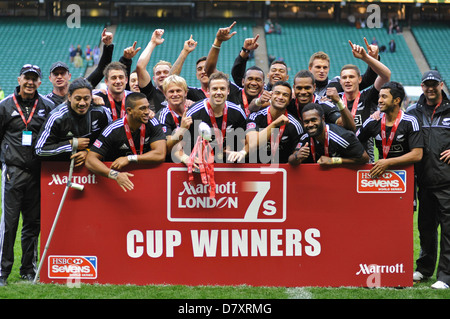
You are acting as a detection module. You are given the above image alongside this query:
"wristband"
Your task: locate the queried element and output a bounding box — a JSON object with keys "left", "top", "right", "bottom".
{"left": 331, "top": 157, "right": 343, "bottom": 164}
{"left": 212, "top": 44, "right": 221, "bottom": 49}
{"left": 254, "top": 97, "right": 261, "bottom": 107}
{"left": 241, "top": 47, "right": 250, "bottom": 53}
{"left": 239, "top": 149, "right": 248, "bottom": 157}
{"left": 127, "top": 154, "right": 138, "bottom": 163}
{"left": 108, "top": 169, "right": 119, "bottom": 180}
{"left": 336, "top": 100, "right": 345, "bottom": 111}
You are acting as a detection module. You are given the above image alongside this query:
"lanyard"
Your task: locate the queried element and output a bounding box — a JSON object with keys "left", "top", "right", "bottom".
{"left": 13, "top": 95, "right": 38, "bottom": 130}
{"left": 123, "top": 116, "right": 145, "bottom": 155}
{"left": 107, "top": 91, "right": 126, "bottom": 121}
{"left": 381, "top": 110, "right": 402, "bottom": 159}
{"left": 430, "top": 101, "right": 442, "bottom": 122}
{"left": 343, "top": 92, "right": 361, "bottom": 118}
{"left": 310, "top": 124, "right": 329, "bottom": 162}
{"left": 267, "top": 107, "right": 287, "bottom": 156}
{"left": 206, "top": 100, "right": 228, "bottom": 153}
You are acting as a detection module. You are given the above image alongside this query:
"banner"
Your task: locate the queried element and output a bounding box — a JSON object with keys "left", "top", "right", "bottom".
{"left": 40, "top": 162, "right": 414, "bottom": 287}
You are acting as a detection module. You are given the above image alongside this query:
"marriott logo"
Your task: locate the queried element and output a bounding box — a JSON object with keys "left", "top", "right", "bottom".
{"left": 356, "top": 263, "right": 405, "bottom": 275}
{"left": 48, "top": 174, "right": 97, "bottom": 186}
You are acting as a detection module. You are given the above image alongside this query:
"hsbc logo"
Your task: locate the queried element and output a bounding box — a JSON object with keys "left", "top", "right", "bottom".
{"left": 167, "top": 167, "right": 286, "bottom": 222}
{"left": 357, "top": 170, "right": 406, "bottom": 193}
{"left": 48, "top": 255, "right": 97, "bottom": 279}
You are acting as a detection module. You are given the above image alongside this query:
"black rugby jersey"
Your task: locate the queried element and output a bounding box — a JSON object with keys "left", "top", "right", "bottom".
{"left": 356, "top": 111, "right": 423, "bottom": 159}
{"left": 90, "top": 117, "right": 166, "bottom": 161}
{"left": 246, "top": 106, "right": 303, "bottom": 163}
{"left": 185, "top": 99, "right": 247, "bottom": 156}
{"left": 298, "top": 123, "right": 365, "bottom": 163}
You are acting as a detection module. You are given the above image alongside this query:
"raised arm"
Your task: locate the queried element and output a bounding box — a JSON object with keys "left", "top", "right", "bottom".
{"left": 136, "top": 29, "right": 165, "bottom": 88}
{"left": 170, "top": 35, "right": 198, "bottom": 76}
{"left": 349, "top": 38, "right": 391, "bottom": 91}
{"left": 205, "top": 21, "right": 237, "bottom": 77}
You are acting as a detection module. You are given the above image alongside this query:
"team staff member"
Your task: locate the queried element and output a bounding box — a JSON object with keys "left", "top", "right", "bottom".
{"left": 0, "top": 64, "right": 54, "bottom": 286}
{"left": 407, "top": 70, "right": 450, "bottom": 289}
{"left": 94, "top": 62, "right": 132, "bottom": 121}
{"left": 356, "top": 81, "right": 423, "bottom": 178}
{"left": 245, "top": 81, "right": 303, "bottom": 164}
{"left": 175, "top": 71, "right": 247, "bottom": 164}
{"left": 290, "top": 103, "right": 369, "bottom": 166}
{"left": 85, "top": 92, "right": 166, "bottom": 192}
{"left": 156, "top": 75, "right": 193, "bottom": 160}
{"left": 35, "top": 78, "right": 113, "bottom": 166}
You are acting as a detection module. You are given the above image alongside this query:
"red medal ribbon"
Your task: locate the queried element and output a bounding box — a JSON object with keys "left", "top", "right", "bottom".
{"left": 206, "top": 100, "right": 228, "bottom": 155}
{"left": 343, "top": 92, "right": 361, "bottom": 119}
{"left": 430, "top": 100, "right": 442, "bottom": 122}
{"left": 310, "top": 124, "right": 329, "bottom": 162}
{"left": 13, "top": 95, "right": 38, "bottom": 130}
{"left": 123, "top": 116, "right": 145, "bottom": 155}
{"left": 241, "top": 90, "right": 250, "bottom": 117}
{"left": 267, "top": 107, "right": 288, "bottom": 157}
{"left": 201, "top": 88, "right": 209, "bottom": 98}
{"left": 187, "top": 136, "right": 216, "bottom": 198}
{"left": 381, "top": 110, "right": 402, "bottom": 159}
{"left": 107, "top": 91, "right": 126, "bottom": 121}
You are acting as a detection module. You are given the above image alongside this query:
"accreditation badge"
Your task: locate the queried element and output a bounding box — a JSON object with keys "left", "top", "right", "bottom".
{"left": 22, "top": 130, "right": 32, "bottom": 146}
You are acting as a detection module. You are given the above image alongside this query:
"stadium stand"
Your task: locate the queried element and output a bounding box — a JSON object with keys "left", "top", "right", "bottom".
{"left": 264, "top": 20, "right": 422, "bottom": 87}
{"left": 0, "top": 18, "right": 446, "bottom": 100}
{"left": 411, "top": 23, "right": 450, "bottom": 91}
{"left": 0, "top": 18, "right": 108, "bottom": 97}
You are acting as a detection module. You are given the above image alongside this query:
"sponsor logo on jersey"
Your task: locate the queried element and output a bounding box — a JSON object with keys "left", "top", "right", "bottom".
{"left": 48, "top": 256, "right": 97, "bottom": 279}
{"left": 357, "top": 170, "right": 406, "bottom": 193}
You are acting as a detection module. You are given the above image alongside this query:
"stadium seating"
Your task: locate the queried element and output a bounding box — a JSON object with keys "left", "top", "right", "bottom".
{"left": 264, "top": 20, "right": 422, "bottom": 87}
{"left": 411, "top": 23, "right": 450, "bottom": 90}
{"left": 0, "top": 18, "right": 446, "bottom": 100}
{"left": 0, "top": 18, "right": 107, "bottom": 96}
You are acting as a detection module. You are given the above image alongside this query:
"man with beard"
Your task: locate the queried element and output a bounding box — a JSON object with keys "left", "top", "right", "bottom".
{"left": 407, "top": 70, "right": 450, "bottom": 289}
{"left": 245, "top": 81, "right": 303, "bottom": 164}
{"left": 289, "top": 102, "right": 368, "bottom": 166}
{"left": 85, "top": 92, "right": 166, "bottom": 192}
{"left": 35, "top": 78, "right": 113, "bottom": 166}
{"left": 0, "top": 64, "right": 54, "bottom": 286}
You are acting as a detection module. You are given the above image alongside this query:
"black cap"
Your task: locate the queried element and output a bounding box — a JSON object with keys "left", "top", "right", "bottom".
{"left": 422, "top": 70, "right": 442, "bottom": 83}
{"left": 50, "top": 61, "right": 70, "bottom": 74}
{"left": 20, "top": 64, "right": 42, "bottom": 78}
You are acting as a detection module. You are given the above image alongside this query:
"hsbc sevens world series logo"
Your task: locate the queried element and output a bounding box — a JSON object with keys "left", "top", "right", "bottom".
{"left": 167, "top": 167, "right": 286, "bottom": 222}
{"left": 357, "top": 170, "right": 407, "bottom": 193}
